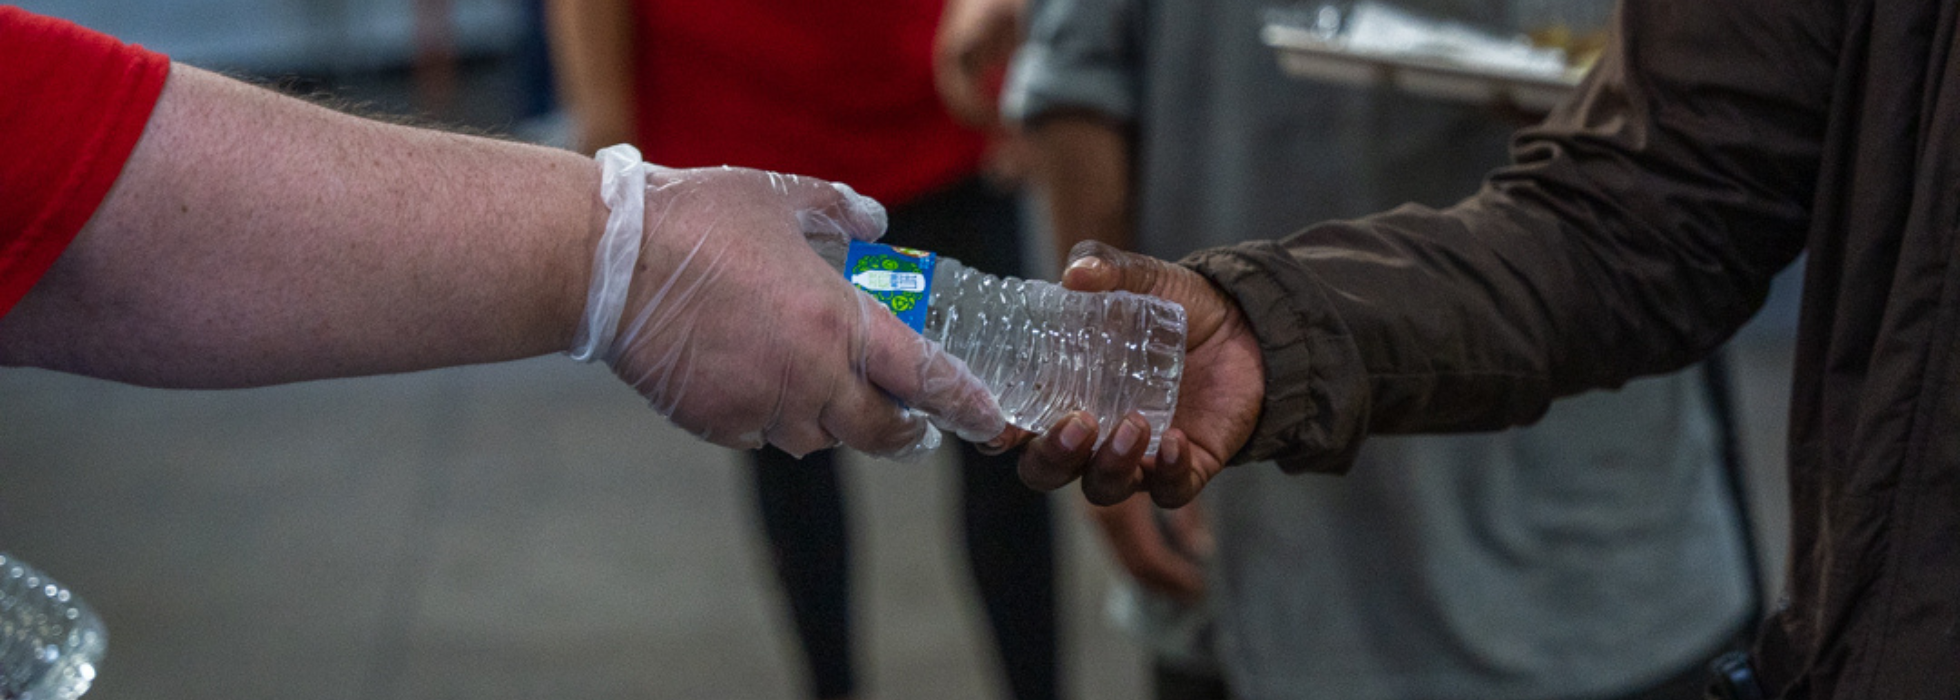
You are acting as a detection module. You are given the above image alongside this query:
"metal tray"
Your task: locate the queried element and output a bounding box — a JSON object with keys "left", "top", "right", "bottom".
{"left": 1262, "top": 22, "right": 1582, "bottom": 112}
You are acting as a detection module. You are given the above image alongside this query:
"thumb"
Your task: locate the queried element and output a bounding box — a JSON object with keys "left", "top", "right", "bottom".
{"left": 1063, "top": 240, "right": 1168, "bottom": 295}
{"left": 858, "top": 297, "right": 1006, "bottom": 443}
{"left": 1064, "top": 239, "right": 1234, "bottom": 348}
{"left": 775, "top": 173, "right": 888, "bottom": 242}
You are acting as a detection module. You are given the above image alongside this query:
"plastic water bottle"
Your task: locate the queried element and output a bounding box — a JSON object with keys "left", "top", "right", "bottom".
{"left": 817, "top": 238, "right": 1186, "bottom": 455}
{"left": 0, "top": 554, "right": 105, "bottom": 700}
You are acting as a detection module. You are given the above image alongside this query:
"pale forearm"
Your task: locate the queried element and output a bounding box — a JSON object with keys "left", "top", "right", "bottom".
{"left": 0, "top": 64, "right": 603, "bottom": 388}
{"left": 1026, "top": 112, "right": 1133, "bottom": 268}
{"left": 545, "top": 0, "right": 636, "bottom": 153}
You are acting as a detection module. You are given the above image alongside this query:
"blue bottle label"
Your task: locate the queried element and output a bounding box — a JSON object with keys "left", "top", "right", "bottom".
{"left": 844, "top": 240, "right": 936, "bottom": 333}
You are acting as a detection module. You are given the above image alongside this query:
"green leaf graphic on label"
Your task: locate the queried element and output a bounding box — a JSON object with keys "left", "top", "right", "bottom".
{"left": 843, "top": 241, "right": 937, "bottom": 334}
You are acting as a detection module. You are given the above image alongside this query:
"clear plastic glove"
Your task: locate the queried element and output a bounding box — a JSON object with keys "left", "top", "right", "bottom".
{"left": 570, "top": 145, "right": 1006, "bottom": 458}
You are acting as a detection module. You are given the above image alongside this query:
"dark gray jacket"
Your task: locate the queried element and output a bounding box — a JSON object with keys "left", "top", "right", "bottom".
{"left": 1186, "top": 1, "right": 1960, "bottom": 696}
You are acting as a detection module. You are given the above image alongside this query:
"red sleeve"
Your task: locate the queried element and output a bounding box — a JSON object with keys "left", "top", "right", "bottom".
{"left": 0, "top": 7, "right": 170, "bottom": 318}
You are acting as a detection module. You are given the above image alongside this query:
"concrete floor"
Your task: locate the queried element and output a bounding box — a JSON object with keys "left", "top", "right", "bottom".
{"left": 0, "top": 333, "right": 1798, "bottom": 700}
{"left": 0, "top": 358, "right": 1148, "bottom": 700}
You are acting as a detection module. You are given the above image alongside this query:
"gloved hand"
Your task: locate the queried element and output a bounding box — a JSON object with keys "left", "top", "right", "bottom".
{"left": 570, "top": 145, "right": 1005, "bottom": 458}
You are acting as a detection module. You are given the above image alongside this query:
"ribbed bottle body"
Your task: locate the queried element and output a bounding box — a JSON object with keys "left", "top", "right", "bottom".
{"left": 0, "top": 554, "right": 105, "bottom": 700}
{"left": 925, "top": 259, "right": 1184, "bottom": 455}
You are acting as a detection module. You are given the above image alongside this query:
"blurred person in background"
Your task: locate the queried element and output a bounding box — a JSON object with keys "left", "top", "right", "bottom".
{"left": 0, "top": 7, "right": 1003, "bottom": 478}
{"left": 1006, "top": 0, "right": 1960, "bottom": 696}
{"left": 936, "top": 0, "right": 1760, "bottom": 698}
{"left": 545, "top": 2, "right": 1059, "bottom": 699}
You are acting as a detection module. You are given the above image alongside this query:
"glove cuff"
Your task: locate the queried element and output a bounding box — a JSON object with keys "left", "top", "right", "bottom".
{"left": 568, "top": 144, "right": 649, "bottom": 362}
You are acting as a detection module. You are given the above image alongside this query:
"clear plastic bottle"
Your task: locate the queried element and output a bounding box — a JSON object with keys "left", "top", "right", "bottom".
{"left": 0, "top": 554, "right": 106, "bottom": 700}
{"left": 818, "top": 238, "right": 1186, "bottom": 455}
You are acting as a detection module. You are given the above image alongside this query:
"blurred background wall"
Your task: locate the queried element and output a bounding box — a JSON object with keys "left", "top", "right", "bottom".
{"left": 13, "top": 0, "right": 522, "bottom": 74}
{"left": 13, "top": 0, "right": 565, "bottom": 144}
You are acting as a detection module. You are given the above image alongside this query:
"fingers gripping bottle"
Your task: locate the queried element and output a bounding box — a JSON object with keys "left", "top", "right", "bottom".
{"left": 0, "top": 554, "right": 106, "bottom": 700}
{"left": 816, "top": 238, "right": 1186, "bottom": 456}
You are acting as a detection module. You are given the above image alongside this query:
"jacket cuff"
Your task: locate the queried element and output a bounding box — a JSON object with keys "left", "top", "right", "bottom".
{"left": 1181, "top": 242, "right": 1371, "bottom": 474}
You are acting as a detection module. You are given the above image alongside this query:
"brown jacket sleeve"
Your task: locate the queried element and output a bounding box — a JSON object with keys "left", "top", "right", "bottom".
{"left": 1186, "top": 0, "right": 1836, "bottom": 473}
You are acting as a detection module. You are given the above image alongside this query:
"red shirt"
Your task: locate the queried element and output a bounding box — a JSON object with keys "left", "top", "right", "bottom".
{"left": 630, "top": 1, "right": 985, "bottom": 205}
{"left": 0, "top": 7, "right": 169, "bottom": 318}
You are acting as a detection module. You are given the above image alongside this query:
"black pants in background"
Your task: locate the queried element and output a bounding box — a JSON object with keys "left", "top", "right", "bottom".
{"left": 752, "top": 177, "right": 1058, "bottom": 700}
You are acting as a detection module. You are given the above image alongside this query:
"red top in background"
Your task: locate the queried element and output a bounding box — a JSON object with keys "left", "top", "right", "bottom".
{"left": 0, "top": 7, "right": 169, "bottom": 317}
{"left": 630, "top": 1, "right": 986, "bottom": 205}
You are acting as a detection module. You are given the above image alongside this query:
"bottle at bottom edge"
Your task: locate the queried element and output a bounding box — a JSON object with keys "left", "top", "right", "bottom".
{"left": 0, "top": 553, "right": 105, "bottom": 700}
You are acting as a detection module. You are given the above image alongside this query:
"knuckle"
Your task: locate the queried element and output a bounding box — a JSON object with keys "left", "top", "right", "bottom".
{"left": 865, "top": 428, "right": 925, "bottom": 457}
{"left": 1016, "top": 457, "right": 1070, "bottom": 492}
{"left": 844, "top": 412, "right": 927, "bottom": 457}
{"left": 808, "top": 299, "right": 857, "bottom": 339}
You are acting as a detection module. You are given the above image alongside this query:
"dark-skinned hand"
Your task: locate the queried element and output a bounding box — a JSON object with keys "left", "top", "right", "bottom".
{"left": 984, "top": 241, "right": 1265, "bottom": 508}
